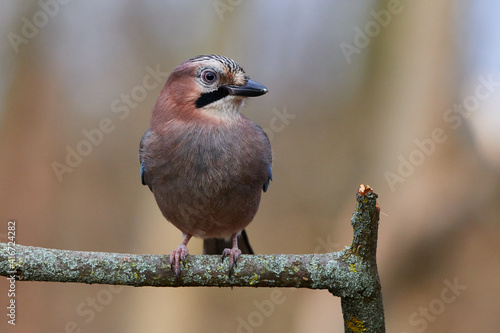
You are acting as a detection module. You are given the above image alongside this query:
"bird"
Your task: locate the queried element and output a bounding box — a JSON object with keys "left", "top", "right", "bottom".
{"left": 139, "top": 55, "right": 272, "bottom": 276}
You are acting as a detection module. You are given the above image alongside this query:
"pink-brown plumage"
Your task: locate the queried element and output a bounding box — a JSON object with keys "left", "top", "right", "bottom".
{"left": 139, "top": 55, "right": 271, "bottom": 275}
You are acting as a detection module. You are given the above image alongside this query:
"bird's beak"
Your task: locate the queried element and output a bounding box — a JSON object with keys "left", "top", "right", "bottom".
{"left": 225, "top": 79, "right": 268, "bottom": 97}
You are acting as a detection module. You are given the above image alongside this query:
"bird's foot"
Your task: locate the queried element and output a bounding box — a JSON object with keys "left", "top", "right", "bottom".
{"left": 221, "top": 246, "right": 242, "bottom": 273}
{"left": 170, "top": 244, "right": 189, "bottom": 277}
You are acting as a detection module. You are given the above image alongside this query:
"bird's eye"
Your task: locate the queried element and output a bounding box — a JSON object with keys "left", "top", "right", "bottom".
{"left": 202, "top": 70, "right": 217, "bottom": 84}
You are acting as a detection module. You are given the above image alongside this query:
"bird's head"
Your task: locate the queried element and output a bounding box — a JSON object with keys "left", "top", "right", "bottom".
{"left": 152, "top": 55, "right": 268, "bottom": 126}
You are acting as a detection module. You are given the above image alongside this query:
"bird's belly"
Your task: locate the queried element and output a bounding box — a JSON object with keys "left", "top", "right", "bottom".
{"left": 154, "top": 178, "right": 262, "bottom": 238}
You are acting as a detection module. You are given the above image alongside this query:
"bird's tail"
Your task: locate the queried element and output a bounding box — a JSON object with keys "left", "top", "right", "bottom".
{"left": 203, "top": 229, "right": 254, "bottom": 255}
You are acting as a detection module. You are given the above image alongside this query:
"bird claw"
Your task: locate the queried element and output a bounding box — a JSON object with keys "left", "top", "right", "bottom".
{"left": 170, "top": 244, "right": 189, "bottom": 277}
{"left": 221, "top": 247, "right": 242, "bottom": 273}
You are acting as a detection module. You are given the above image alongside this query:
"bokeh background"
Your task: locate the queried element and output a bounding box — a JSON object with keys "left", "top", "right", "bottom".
{"left": 1, "top": 1, "right": 499, "bottom": 332}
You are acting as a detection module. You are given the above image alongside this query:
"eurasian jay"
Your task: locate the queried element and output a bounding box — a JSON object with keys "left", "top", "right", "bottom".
{"left": 139, "top": 55, "right": 272, "bottom": 275}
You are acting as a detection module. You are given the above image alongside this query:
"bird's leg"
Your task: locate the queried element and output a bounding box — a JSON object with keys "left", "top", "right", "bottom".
{"left": 221, "top": 233, "right": 242, "bottom": 273}
{"left": 170, "top": 234, "right": 192, "bottom": 277}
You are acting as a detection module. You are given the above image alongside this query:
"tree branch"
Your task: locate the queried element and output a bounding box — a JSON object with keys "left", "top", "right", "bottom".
{"left": 0, "top": 184, "right": 384, "bottom": 332}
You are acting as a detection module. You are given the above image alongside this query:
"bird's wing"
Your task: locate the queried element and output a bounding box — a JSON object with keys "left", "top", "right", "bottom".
{"left": 140, "top": 163, "right": 147, "bottom": 186}
{"left": 254, "top": 124, "right": 273, "bottom": 193}
{"left": 263, "top": 166, "right": 272, "bottom": 192}
{"left": 139, "top": 129, "right": 153, "bottom": 191}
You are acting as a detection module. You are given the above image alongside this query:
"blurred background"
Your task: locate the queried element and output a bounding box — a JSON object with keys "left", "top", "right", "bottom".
{"left": 1, "top": 1, "right": 499, "bottom": 332}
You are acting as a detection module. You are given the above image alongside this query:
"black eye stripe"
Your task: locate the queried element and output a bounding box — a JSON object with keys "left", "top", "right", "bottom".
{"left": 195, "top": 87, "right": 230, "bottom": 108}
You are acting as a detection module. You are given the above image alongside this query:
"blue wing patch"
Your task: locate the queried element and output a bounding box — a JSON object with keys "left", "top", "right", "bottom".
{"left": 140, "top": 163, "right": 146, "bottom": 185}
{"left": 263, "top": 166, "right": 272, "bottom": 192}
{"left": 140, "top": 162, "right": 152, "bottom": 191}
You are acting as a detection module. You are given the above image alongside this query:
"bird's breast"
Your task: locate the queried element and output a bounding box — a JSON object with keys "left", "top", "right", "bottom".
{"left": 147, "top": 120, "right": 269, "bottom": 193}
